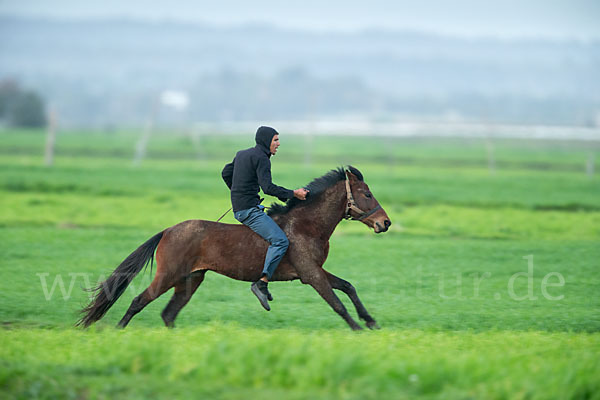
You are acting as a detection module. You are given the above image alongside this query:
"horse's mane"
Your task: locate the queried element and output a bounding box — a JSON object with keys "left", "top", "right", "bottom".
{"left": 267, "top": 165, "right": 363, "bottom": 217}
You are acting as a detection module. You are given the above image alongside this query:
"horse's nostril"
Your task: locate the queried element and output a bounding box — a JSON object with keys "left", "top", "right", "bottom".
{"left": 384, "top": 219, "right": 391, "bottom": 228}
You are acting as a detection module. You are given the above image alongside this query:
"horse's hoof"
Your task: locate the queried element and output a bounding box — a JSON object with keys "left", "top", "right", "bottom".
{"left": 366, "top": 321, "right": 381, "bottom": 330}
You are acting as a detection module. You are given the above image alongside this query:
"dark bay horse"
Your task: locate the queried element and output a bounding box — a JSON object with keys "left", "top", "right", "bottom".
{"left": 78, "top": 166, "right": 391, "bottom": 330}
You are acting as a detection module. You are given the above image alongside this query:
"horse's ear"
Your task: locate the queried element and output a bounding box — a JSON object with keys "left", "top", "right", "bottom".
{"left": 345, "top": 169, "right": 358, "bottom": 182}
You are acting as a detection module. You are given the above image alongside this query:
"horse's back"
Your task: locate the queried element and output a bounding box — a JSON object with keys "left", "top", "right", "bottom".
{"left": 158, "top": 219, "right": 299, "bottom": 282}
{"left": 156, "top": 219, "right": 264, "bottom": 280}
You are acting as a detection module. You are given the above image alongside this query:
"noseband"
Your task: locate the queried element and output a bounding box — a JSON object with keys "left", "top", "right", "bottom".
{"left": 343, "top": 169, "right": 382, "bottom": 221}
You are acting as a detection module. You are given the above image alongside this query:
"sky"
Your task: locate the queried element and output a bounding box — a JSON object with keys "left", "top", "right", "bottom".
{"left": 1, "top": 0, "right": 599, "bottom": 40}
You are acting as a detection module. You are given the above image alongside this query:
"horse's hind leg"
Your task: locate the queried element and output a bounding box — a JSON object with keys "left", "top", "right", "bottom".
{"left": 161, "top": 270, "right": 206, "bottom": 328}
{"left": 117, "top": 272, "right": 174, "bottom": 328}
{"left": 324, "top": 270, "right": 379, "bottom": 329}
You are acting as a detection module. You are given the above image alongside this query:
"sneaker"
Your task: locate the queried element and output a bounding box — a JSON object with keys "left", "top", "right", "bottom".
{"left": 251, "top": 281, "right": 271, "bottom": 311}
{"left": 255, "top": 278, "right": 273, "bottom": 300}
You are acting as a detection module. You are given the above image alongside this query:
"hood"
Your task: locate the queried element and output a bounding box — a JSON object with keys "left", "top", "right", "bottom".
{"left": 255, "top": 126, "right": 278, "bottom": 155}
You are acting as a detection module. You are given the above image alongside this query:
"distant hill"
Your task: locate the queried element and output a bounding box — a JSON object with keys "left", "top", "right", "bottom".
{"left": 1, "top": 17, "right": 599, "bottom": 128}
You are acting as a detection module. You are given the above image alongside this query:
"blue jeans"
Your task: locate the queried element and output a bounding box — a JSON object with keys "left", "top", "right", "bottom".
{"left": 234, "top": 205, "right": 289, "bottom": 280}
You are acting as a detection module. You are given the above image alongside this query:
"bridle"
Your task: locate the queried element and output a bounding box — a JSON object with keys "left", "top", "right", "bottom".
{"left": 343, "top": 168, "right": 382, "bottom": 221}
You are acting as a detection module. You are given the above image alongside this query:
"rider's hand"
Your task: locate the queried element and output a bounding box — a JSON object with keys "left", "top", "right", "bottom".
{"left": 294, "top": 188, "right": 309, "bottom": 200}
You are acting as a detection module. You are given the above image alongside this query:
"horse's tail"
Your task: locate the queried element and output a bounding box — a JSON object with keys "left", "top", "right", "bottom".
{"left": 76, "top": 231, "right": 164, "bottom": 328}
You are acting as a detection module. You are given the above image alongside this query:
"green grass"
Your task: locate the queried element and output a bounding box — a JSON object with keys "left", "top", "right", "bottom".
{"left": 2, "top": 327, "right": 599, "bottom": 400}
{"left": 0, "top": 128, "right": 599, "bottom": 399}
{"left": 1, "top": 227, "right": 598, "bottom": 332}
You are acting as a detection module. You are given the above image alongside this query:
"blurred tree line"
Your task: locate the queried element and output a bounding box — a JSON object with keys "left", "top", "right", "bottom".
{"left": 0, "top": 80, "right": 46, "bottom": 128}
{"left": 3, "top": 18, "right": 599, "bottom": 129}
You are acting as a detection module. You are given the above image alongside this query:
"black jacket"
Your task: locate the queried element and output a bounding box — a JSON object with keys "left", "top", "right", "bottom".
{"left": 222, "top": 126, "right": 294, "bottom": 212}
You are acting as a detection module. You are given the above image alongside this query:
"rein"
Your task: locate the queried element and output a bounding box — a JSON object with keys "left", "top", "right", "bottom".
{"left": 216, "top": 207, "right": 232, "bottom": 222}
{"left": 343, "top": 168, "right": 381, "bottom": 221}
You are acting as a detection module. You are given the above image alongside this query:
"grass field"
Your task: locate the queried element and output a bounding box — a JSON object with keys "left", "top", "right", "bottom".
{"left": 1, "top": 128, "right": 599, "bottom": 399}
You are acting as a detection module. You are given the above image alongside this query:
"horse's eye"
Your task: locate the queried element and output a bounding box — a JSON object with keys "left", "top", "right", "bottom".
{"left": 365, "top": 192, "right": 372, "bottom": 199}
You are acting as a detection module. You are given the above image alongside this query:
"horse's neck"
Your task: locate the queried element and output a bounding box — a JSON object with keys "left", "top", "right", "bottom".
{"left": 292, "top": 181, "right": 346, "bottom": 241}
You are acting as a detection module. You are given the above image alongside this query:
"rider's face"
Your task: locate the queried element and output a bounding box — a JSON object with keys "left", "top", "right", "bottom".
{"left": 270, "top": 134, "right": 280, "bottom": 155}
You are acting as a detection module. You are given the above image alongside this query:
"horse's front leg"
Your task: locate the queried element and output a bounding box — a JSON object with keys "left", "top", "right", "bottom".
{"left": 299, "top": 268, "right": 363, "bottom": 331}
{"left": 324, "top": 270, "right": 380, "bottom": 330}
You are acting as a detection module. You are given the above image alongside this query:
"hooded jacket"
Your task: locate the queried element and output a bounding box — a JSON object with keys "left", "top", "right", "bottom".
{"left": 221, "top": 126, "right": 294, "bottom": 212}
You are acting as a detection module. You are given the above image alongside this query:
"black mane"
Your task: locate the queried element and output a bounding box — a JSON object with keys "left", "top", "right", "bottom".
{"left": 267, "top": 166, "right": 363, "bottom": 216}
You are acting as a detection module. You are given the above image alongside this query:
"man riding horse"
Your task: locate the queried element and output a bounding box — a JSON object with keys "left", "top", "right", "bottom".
{"left": 78, "top": 131, "right": 390, "bottom": 330}
{"left": 221, "top": 126, "right": 309, "bottom": 311}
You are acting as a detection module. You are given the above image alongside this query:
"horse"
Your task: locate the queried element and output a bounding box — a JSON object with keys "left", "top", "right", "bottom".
{"left": 77, "top": 166, "right": 391, "bottom": 330}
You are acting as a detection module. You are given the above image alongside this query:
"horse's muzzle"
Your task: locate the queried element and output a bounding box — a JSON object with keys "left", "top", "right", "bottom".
{"left": 375, "top": 219, "right": 392, "bottom": 233}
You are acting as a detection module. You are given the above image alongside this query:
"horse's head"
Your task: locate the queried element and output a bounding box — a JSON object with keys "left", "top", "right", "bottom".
{"left": 344, "top": 169, "right": 392, "bottom": 234}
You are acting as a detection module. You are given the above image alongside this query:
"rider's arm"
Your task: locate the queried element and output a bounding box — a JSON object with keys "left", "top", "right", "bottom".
{"left": 256, "top": 156, "right": 294, "bottom": 200}
{"left": 221, "top": 159, "right": 234, "bottom": 189}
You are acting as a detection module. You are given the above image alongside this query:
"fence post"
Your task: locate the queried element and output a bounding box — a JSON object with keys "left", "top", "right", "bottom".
{"left": 485, "top": 136, "right": 496, "bottom": 174}
{"left": 44, "top": 108, "right": 57, "bottom": 167}
{"left": 586, "top": 152, "right": 595, "bottom": 177}
{"left": 133, "top": 118, "right": 152, "bottom": 166}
